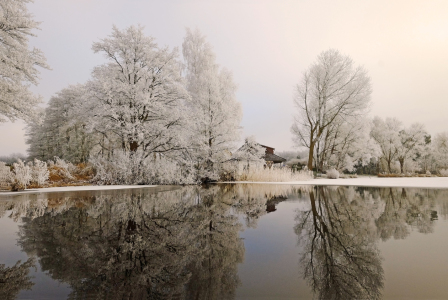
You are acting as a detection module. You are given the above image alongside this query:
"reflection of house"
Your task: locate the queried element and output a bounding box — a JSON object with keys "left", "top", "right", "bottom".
{"left": 266, "top": 196, "right": 288, "bottom": 213}
{"left": 260, "top": 145, "right": 286, "bottom": 165}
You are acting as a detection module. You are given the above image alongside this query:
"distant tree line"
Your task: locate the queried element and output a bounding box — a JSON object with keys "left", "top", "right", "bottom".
{"left": 291, "top": 49, "right": 448, "bottom": 175}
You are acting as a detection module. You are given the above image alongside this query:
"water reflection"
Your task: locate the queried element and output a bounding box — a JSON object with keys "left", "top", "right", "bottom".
{"left": 295, "top": 187, "right": 384, "bottom": 300}
{"left": 294, "top": 186, "right": 446, "bottom": 300}
{"left": 0, "top": 258, "right": 35, "bottom": 300}
{"left": 1, "top": 184, "right": 447, "bottom": 299}
{"left": 3, "top": 185, "right": 298, "bottom": 299}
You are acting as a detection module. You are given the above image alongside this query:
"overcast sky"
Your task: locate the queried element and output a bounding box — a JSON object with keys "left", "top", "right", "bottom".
{"left": 1, "top": 0, "right": 448, "bottom": 156}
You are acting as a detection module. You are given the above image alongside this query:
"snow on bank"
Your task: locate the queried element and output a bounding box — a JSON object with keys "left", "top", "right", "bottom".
{"left": 2, "top": 177, "right": 448, "bottom": 197}
{"left": 232, "top": 176, "right": 448, "bottom": 189}
{"left": 0, "top": 185, "right": 157, "bottom": 196}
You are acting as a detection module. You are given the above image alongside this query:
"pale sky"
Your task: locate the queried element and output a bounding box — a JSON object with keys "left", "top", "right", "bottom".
{"left": 1, "top": 0, "right": 448, "bottom": 156}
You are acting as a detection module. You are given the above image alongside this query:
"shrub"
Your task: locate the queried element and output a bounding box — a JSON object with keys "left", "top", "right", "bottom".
{"left": 48, "top": 157, "right": 75, "bottom": 182}
{"left": 89, "top": 150, "right": 197, "bottom": 185}
{"left": 439, "top": 169, "right": 448, "bottom": 177}
{"left": 11, "top": 159, "right": 32, "bottom": 191}
{"left": 0, "top": 161, "right": 11, "bottom": 188}
{"left": 71, "top": 163, "right": 95, "bottom": 181}
{"left": 326, "top": 168, "right": 340, "bottom": 179}
{"left": 29, "top": 159, "right": 49, "bottom": 187}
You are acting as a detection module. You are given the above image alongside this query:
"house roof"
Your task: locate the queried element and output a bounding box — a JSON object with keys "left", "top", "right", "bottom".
{"left": 230, "top": 142, "right": 287, "bottom": 164}
{"left": 259, "top": 144, "right": 274, "bottom": 149}
{"left": 264, "top": 153, "right": 286, "bottom": 163}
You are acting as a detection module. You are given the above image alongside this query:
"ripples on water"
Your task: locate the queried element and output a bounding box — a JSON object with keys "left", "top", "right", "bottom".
{"left": 1, "top": 184, "right": 448, "bottom": 299}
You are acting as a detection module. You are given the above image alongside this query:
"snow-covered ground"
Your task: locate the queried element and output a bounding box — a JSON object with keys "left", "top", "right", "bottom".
{"left": 2, "top": 177, "right": 448, "bottom": 197}
{"left": 0, "top": 185, "right": 157, "bottom": 196}
{"left": 234, "top": 176, "right": 448, "bottom": 189}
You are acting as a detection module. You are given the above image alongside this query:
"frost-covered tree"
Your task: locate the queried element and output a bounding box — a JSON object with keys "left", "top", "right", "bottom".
{"left": 396, "top": 123, "right": 426, "bottom": 173}
{"left": 371, "top": 117, "right": 426, "bottom": 174}
{"left": 433, "top": 132, "right": 448, "bottom": 170}
{"left": 182, "top": 28, "right": 242, "bottom": 181}
{"left": 0, "top": 0, "right": 48, "bottom": 122}
{"left": 83, "top": 25, "right": 189, "bottom": 158}
{"left": 29, "top": 158, "right": 48, "bottom": 186}
{"left": 233, "top": 136, "right": 265, "bottom": 169}
{"left": 370, "top": 117, "right": 402, "bottom": 173}
{"left": 24, "top": 112, "right": 46, "bottom": 161}
{"left": 26, "top": 84, "right": 93, "bottom": 163}
{"left": 314, "top": 116, "right": 379, "bottom": 172}
{"left": 291, "top": 49, "right": 371, "bottom": 170}
{"left": 0, "top": 161, "right": 11, "bottom": 186}
{"left": 417, "top": 134, "right": 434, "bottom": 173}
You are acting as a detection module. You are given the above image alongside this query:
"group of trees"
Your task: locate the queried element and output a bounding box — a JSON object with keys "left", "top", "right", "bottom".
{"left": 4, "top": 0, "right": 447, "bottom": 181}
{"left": 291, "top": 49, "right": 448, "bottom": 174}
{"left": 0, "top": 2, "right": 243, "bottom": 184}
{"left": 25, "top": 26, "right": 242, "bottom": 184}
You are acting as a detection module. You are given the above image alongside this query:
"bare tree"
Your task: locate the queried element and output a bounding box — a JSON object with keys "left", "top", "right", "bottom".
{"left": 291, "top": 49, "right": 371, "bottom": 170}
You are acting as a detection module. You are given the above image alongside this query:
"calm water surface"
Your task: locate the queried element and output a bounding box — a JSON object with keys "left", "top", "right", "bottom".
{"left": 1, "top": 184, "right": 448, "bottom": 300}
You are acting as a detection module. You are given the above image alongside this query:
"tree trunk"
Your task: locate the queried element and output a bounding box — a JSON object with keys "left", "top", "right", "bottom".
{"left": 130, "top": 141, "right": 138, "bottom": 152}
{"left": 398, "top": 158, "right": 404, "bottom": 174}
{"left": 308, "top": 141, "right": 315, "bottom": 170}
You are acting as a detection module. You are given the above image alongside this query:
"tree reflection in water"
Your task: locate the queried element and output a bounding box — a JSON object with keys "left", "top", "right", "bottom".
{"left": 295, "top": 186, "right": 384, "bottom": 300}
{"left": 13, "top": 185, "right": 295, "bottom": 299}
{"left": 1, "top": 184, "right": 443, "bottom": 299}
{"left": 295, "top": 185, "right": 442, "bottom": 300}
{"left": 0, "top": 258, "right": 35, "bottom": 300}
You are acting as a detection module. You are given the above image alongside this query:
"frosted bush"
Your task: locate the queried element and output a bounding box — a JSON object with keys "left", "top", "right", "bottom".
{"left": 439, "top": 169, "right": 448, "bottom": 176}
{"left": 326, "top": 168, "right": 340, "bottom": 179}
{"left": 90, "top": 150, "right": 197, "bottom": 185}
{"left": 30, "top": 159, "right": 49, "bottom": 186}
{"left": 48, "top": 157, "right": 74, "bottom": 181}
{"left": 11, "top": 159, "right": 32, "bottom": 190}
{"left": 0, "top": 161, "right": 11, "bottom": 187}
{"left": 426, "top": 170, "right": 431, "bottom": 176}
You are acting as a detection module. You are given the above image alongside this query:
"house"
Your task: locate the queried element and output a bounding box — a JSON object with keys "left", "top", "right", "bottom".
{"left": 259, "top": 144, "right": 286, "bottom": 166}
{"left": 266, "top": 196, "right": 288, "bottom": 213}
{"left": 220, "top": 141, "right": 287, "bottom": 180}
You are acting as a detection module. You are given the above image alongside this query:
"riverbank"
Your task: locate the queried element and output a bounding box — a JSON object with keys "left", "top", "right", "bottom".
{"left": 232, "top": 176, "right": 448, "bottom": 189}
{"left": 0, "top": 185, "right": 158, "bottom": 196}
{"left": 2, "top": 176, "right": 448, "bottom": 197}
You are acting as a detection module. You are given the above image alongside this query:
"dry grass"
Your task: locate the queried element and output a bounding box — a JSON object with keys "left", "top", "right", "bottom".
{"left": 377, "top": 173, "right": 437, "bottom": 178}
{"left": 237, "top": 168, "right": 313, "bottom": 182}
{"left": 25, "top": 163, "right": 95, "bottom": 189}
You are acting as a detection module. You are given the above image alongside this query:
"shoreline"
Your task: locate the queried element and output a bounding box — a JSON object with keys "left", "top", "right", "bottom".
{"left": 0, "top": 185, "right": 158, "bottom": 196}
{"left": 228, "top": 176, "right": 448, "bottom": 189}
{"left": 2, "top": 177, "right": 448, "bottom": 197}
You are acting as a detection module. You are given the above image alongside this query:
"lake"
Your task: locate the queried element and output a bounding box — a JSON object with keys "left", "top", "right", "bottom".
{"left": 1, "top": 184, "right": 448, "bottom": 300}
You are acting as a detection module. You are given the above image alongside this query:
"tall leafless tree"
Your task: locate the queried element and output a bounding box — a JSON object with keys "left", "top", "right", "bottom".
{"left": 291, "top": 49, "right": 371, "bottom": 170}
